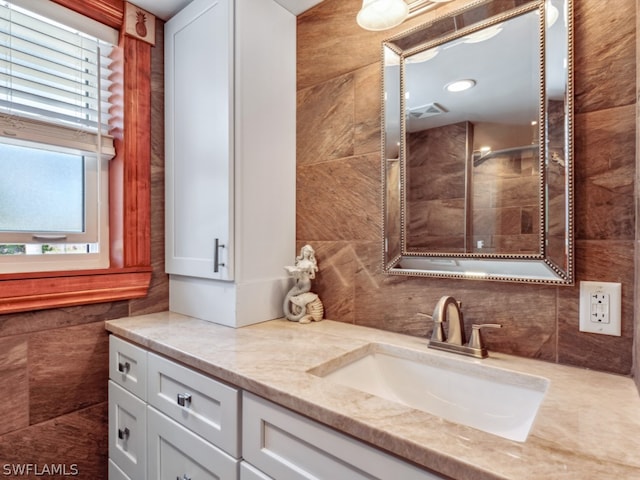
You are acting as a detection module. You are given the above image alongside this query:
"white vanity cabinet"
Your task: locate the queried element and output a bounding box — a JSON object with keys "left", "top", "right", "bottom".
{"left": 109, "top": 336, "right": 148, "bottom": 480}
{"left": 147, "top": 407, "right": 238, "bottom": 480}
{"left": 108, "top": 336, "right": 241, "bottom": 480}
{"left": 164, "top": 0, "right": 296, "bottom": 327}
{"left": 109, "top": 335, "right": 147, "bottom": 399}
{"left": 109, "top": 336, "right": 446, "bottom": 480}
{"left": 239, "top": 462, "right": 273, "bottom": 480}
{"left": 242, "top": 392, "right": 446, "bottom": 480}
{"left": 147, "top": 352, "right": 240, "bottom": 457}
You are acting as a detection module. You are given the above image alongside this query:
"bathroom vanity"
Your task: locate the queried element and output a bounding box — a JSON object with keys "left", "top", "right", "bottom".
{"left": 108, "top": 333, "right": 438, "bottom": 480}
{"left": 106, "top": 312, "right": 640, "bottom": 480}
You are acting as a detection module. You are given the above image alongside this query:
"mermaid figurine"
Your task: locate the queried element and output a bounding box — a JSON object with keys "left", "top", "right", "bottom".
{"left": 283, "top": 245, "right": 324, "bottom": 323}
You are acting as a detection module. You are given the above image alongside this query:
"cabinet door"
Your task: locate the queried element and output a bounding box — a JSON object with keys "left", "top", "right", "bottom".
{"left": 165, "top": 0, "right": 234, "bottom": 280}
{"left": 109, "top": 382, "right": 146, "bottom": 480}
{"left": 147, "top": 406, "right": 238, "bottom": 480}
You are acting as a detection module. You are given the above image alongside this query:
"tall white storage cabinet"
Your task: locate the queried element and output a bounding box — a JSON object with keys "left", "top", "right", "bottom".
{"left": 165, "top": 0, "right": 296, "bottom": 327}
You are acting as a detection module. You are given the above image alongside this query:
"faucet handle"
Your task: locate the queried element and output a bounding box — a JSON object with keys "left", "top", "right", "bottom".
{"left": 468, "top": 323, "right": 502, "bottom": 350}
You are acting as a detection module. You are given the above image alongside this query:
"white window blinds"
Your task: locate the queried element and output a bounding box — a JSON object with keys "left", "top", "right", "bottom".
{"left": 0, "top": 0, "right": 116, "bottom": 157}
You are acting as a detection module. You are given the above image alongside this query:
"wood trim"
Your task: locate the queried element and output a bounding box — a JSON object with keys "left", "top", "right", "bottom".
{"left": 0, "top": 269, "right": 152, "bottom": 314}
{"left": 51, "top": 0, "right": 124, "bottom": 29}
{"left": 122, "top": 37, "right": 152, "bottom": 267}
{"left": 0, "top": 0, "right": 154, "bottom": 314}
{"left": 0, "top": 266, "right": 150, "bottom": 281}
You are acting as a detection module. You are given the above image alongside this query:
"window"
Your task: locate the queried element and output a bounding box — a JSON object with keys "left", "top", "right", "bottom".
{"left": 0, "top": 0, "right": 153, "bottom": 314}
{"left": 0, "top": 0, "right": 117, "bottom": 273}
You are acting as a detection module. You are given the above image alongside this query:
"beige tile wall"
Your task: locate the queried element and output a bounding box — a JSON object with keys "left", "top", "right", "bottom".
{"left": 297, "top": 0, "right": 637, "bottom": 376}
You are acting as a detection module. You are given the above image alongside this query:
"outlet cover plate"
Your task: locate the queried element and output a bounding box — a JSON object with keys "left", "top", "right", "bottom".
{"left": 579, "top": 281, "right": 621, "bottom": 336}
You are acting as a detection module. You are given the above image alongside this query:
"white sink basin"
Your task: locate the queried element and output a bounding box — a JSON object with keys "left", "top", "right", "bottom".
{"left": 309, "top": 343, "right": 549, "bottom": 442}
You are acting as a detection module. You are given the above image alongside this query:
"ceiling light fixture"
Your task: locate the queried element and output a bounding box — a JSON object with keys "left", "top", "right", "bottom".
{"left": 356, "top": 0, "right": 453, "bottom": 31}
{"left": 445, "top": 79, "right": 476, "bottom": 92}
{"left": 545, "top": 2, "right": 559, "bottom": 28}
{"left": 536, "top": 0, "right": 559, "bottom": 28}
{"left": 356, "top": 0, "right": 409, "bottom": 31}
{"left": 405, "top": 47, "right": 439, "bottom": 63}
{"left": 463, "top": 24, "right": 503, "bottom": 44}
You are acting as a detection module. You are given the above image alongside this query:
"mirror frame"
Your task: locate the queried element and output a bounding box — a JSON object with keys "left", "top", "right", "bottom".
{"left": 381, "top": 0, "right": 574, "bottom": 285}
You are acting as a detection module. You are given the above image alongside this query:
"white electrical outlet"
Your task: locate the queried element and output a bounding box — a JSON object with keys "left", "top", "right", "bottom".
{"left": 579, "top": 281, "right": 621, "bottom": 336}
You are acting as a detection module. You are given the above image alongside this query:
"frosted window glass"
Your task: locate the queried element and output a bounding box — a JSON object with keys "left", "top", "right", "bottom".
{"left": 0, "top": 143, "right": 84, "bottom": 233}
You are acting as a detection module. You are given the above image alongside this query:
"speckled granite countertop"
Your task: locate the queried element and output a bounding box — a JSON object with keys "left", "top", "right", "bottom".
{"left": 105, "top": 311, "right": 640, "bottom": 480}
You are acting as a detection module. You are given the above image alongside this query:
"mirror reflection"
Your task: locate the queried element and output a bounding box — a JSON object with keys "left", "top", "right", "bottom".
{"left": 382, "top": 0, "right": 573, "bottom": 284}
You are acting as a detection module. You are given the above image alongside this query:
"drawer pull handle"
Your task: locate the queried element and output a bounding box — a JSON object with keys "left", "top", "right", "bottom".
{"left": 118, "top": 361, "right": 131, "bottom": 374}
{"left": 177, "top": 475, "right": 191, "bottom": 480}
{"left": 117, "top": 427, "right": 130, "bottom": 440}
{"left": 214, "top": 238, "right": 226, "bottom": 273}
{"left": 177, "top": 393, "right": 192, "bottom": 407}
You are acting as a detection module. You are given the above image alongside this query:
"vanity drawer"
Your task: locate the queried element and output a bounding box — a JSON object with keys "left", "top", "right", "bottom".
{"left": 109, "top": 336, "right": 147, "bottom": 400}
{"left": 147, "top": 406, "right": 239, "bottom": 480}
{"left": 240, "top": 462, "right": 273, "bottom": 480}
{"left": 108, "top": 459, "right": 131, "bottom": 480}
{"left": 243, "top": 392, "right": 445, "bottom": 480}
{"left": 108, "top": 381, "right": 146, "bottom": 480}
{"left": 147, "top": 352, "right": 240, "bottom": 457}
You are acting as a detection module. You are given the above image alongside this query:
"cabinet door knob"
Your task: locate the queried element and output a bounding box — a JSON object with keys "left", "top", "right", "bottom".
{"left": 177, "top": 393, "right": 192, "bottom": 407}
{"left": 117, "top": 361, "right": 131, "bottom": 373}
{"left": 117, "top": 427, "right": 130, "bottom": 440}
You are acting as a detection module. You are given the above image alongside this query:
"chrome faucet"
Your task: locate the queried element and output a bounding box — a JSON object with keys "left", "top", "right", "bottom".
{"left": 427, "top": 295, "right": 501, "bottom": 358}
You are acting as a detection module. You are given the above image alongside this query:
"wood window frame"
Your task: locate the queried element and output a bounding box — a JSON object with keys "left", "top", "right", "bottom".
{"left": 0, "top": 0, "right": 153, "bottom": 314}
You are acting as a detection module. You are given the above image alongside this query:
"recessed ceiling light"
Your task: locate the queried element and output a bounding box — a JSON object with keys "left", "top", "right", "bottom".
{"left": 445, "top": 79, "right": 476, "bottom": 92}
